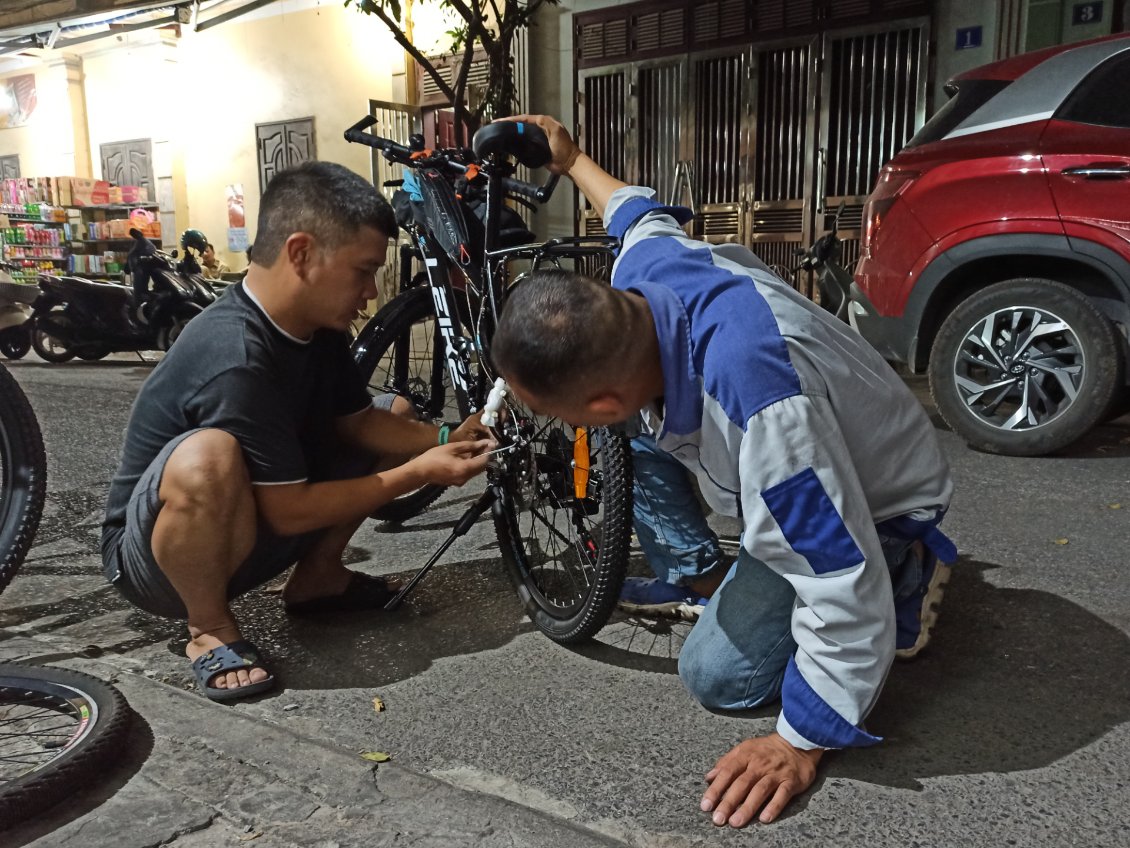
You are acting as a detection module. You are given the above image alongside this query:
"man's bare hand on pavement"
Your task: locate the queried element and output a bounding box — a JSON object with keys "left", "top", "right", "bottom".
{"left": 700, "top": 732, "right": 823, "bottom": 827}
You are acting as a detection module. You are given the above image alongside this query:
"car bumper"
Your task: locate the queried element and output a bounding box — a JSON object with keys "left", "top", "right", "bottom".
{"left": 849, "top": 282, "right": 920, "bottom": 370}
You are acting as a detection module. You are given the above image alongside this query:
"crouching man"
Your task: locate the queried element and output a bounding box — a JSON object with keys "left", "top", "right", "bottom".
{"left": 102, "top": 161, "right": 493, "bottom": 701}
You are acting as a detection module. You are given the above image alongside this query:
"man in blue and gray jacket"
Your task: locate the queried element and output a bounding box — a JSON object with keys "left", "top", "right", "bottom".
{"left": 492, "top": 115, "right": 956, "bottom": 828}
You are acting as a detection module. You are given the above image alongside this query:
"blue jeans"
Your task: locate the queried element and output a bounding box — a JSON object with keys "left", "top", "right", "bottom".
{"left": 631, "top": 434, "right": 922, "bottom": 711}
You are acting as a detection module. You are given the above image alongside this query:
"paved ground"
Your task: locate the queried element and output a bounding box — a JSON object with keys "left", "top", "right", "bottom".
{"left": 2, "top": 354, "right": 1129, "bottom": 847}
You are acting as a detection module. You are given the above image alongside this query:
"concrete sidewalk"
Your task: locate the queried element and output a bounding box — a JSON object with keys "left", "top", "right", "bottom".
{"left": 2, "top": 638, "right": 630, "bottom": 848}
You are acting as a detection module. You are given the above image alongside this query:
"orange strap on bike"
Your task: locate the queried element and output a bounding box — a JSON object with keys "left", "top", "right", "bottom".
{"left": 573, "top": 428, "right": 590, "bottom": 500}
{"left": 464, "top": 164, "right": 481, "bottom": 181}
{"left": 410, "top": 149, "right": 434, "bottom": 160}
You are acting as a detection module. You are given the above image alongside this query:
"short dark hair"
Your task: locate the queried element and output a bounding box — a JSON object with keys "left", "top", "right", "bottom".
{"left": 205, "top": 242, "right": 215, "bottom": 251}
{"left": 253, "top": 161, "right": 397, "bottom": 266}
{"left": 492, "top": 270, "right": 638, "bottom": 399}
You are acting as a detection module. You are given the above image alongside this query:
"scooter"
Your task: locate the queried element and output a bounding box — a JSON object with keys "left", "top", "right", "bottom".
{"left": 30, "top": 229, "right": 216, "bottom": 362}
{"left": 0, "top": 267, "right": 35, "bottom": 359}
{"left": 793, "top": 201, "right": 853, "bottom": 323}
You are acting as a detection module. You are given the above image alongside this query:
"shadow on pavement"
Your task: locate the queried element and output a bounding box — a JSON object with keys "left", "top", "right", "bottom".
{"left": 210, "top": 555, "right": 533, "bottom": 692}
{"left": 571, "top": 556, "right": 1130, "bottom": 801}
{"left": 5, "top": 714, "right": 154, "bottom": 848}
{"left": 834, "top": 558, "right": 1130, "bottom": 789}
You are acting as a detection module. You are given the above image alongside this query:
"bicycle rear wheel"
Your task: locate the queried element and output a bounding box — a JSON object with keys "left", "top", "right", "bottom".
{"left": 0, "top": 663, "right": 133, "bottom": 826}
{"left": 493, "top": 407, "right": 632, "bottom": 643}
{"left": 0, "top": 362, "right": 46, "bottom": 596}
{"left": 352, "top": 287, "right": 456, "bottom": 522}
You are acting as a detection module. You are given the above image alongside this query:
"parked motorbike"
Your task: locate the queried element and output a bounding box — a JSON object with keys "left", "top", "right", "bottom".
{"left": 30, "top": 229, "right": 216, "bottom": 362}
{"left": 0, "top": 268, "right": 35, "bottom": 359}
{"left": 793, "top": 201, "right": 852, "bottom": 322}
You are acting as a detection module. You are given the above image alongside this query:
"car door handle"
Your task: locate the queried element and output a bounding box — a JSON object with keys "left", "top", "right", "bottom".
{"left": 1061, "top": 163, "right": 1130, "bottom": 179}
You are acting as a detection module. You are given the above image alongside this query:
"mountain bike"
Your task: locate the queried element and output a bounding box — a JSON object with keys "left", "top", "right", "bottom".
{"left": 344, "top": 116, "right": 631, "bottom": 644}
{"left": 0, "top": 361, "right": 132, "bottom": 827}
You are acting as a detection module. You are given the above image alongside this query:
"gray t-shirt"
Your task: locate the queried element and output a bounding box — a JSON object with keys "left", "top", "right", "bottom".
{"left": 102, "top": 282, "right": 371, "bottom": 532}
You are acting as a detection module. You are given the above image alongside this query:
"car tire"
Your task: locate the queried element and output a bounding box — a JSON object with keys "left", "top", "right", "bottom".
{"left": 929, "top": 278, "right": 1122, "bottom": 456}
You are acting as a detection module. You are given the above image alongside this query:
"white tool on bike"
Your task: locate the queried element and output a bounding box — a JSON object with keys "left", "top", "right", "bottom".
{"left": 481, "top": 377, "right": 508, "bottom": 427}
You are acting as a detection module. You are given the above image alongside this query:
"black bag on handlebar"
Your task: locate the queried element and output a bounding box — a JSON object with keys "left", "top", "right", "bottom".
{"left": 418, "top": 169, "right": 474, "bottom": 267}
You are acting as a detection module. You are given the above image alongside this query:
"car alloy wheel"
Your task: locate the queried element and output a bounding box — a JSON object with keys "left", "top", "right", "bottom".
{"left": 929, "top": 278, "right": 1121, "bottom": 456}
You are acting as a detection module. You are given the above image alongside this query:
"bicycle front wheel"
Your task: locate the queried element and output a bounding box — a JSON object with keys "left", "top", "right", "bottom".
{"left": 493, "top": 409, "right": 632, "bottom": 643}
{"left": 352, "top": 287, "right": 456, "bottom": 523}
{"left": 0, "top": 663, "right": 133, "bottom": 826}
{"left": 0, "top": 362, "right": 46, "bottom": 596}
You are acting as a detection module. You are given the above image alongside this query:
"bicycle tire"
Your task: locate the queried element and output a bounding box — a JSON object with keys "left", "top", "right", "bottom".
{"left": 0, "top": 663, "right": 132, "bottom": 826}
{"left": 352, "top": 288, "right": 452, "bottom": 522}
{"left": 493, "top": 416, "right": 633, "bottom": 644}
{"left": 0, "top": 362, "right": 46, "bottom": 596}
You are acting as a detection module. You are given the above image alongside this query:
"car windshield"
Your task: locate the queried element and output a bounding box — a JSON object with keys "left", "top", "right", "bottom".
{"left": 906, "top": 78, "right": 1011, "bottom": 147}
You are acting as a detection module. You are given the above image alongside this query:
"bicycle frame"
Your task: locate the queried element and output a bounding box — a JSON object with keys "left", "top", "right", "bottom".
{"left": 346, "top": 117, "right": 624, "bottom": 616}
{"left": 373, "top": 168, "right": 615, "bottom": 425}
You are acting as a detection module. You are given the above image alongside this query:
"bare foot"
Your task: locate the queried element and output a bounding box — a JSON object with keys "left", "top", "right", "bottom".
{"left": 186, "top": 622, "right": 270, "bottom": 692}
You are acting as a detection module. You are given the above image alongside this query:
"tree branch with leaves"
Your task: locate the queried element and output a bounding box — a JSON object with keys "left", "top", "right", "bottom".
{"left": 348, "top": 0, "right": 557, "bottom": 146}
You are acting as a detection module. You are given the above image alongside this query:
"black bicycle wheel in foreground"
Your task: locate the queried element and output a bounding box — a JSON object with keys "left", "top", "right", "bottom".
{"left": 493, "top": 409, "right": 633, "bottom": 644}
{"left": 0, "top": 663, "right": 133, "bottom": 826}
{"left": 0, "top": 361, "right": 46, "bottom": 596}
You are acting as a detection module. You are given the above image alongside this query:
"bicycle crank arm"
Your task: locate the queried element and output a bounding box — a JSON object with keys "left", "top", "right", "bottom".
{"left": 383, "top": 485, "right": 501, "bottom": 610}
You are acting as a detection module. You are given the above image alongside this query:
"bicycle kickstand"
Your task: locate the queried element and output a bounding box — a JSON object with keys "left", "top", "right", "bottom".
{"left": 383, "top": 485, "right": 502, "bottom": 611}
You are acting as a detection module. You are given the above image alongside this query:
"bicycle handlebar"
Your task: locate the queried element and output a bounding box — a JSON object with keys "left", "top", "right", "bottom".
{"left": 344, "top": 116, "right": 559, "bottom": 204}
{"left": 344, "top": 115, "right": 414, "bottom": 159}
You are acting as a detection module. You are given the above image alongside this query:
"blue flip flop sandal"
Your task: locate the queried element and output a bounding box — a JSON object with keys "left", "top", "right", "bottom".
{"left": 191, "top": 639, "right": 276, "bottom": 702}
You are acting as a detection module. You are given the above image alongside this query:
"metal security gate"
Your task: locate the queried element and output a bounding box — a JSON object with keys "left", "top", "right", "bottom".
{"left": 818, "top": 24, "right": 929, "bottom": 286}
{"left": 691, "top": 49, "right": 752, "bottom": 244}
{"left": 576, "top": 15, "right": 929, "bottom": 301}
{"left": 638, "top": 60, "right": 687, "bottom": 211}
{"left": 579, "top": 69, "right": 628, "bottom": 237}
{"left": 749, "top": 40, "right": 818, "bottom": 288}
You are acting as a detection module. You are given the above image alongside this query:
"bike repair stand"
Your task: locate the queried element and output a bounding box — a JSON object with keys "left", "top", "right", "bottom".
{"left": 383, "top": 485, "right": 502, "bottom": 611}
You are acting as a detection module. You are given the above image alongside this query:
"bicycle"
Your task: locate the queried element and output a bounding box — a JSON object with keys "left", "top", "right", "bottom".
{"left": 344, "top": 116, "right": 632, "bottom": 644}
{"left": 0, "top": 361, "right": 133, "bottom": 827}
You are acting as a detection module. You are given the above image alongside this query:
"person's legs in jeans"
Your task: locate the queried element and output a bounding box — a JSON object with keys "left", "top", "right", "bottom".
{"left": 678, "top": 550, "right": 797, "bottom": 710}
{"left": 630, "top": 434, "right": 730, "bottom": 585}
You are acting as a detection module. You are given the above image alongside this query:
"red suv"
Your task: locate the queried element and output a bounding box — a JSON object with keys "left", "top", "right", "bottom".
{"left": 852, "top": 34, "right": 1130, "bottom": 456}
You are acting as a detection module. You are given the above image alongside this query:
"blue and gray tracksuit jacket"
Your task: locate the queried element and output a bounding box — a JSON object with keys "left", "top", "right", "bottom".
{"left": 605, "top": 187, "right": 956, "bottom": 751}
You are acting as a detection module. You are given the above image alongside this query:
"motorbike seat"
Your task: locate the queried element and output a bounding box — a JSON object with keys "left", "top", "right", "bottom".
{"left": 42, "top": 275, "right": 135, "bottom": 307}
{"left": 0, "top": 280, "right": 39, "bottom": 305}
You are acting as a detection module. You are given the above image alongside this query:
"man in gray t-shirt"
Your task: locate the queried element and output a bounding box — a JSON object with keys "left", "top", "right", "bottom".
{"left": 101, "top": 162, "right": 493, "bottom": 702}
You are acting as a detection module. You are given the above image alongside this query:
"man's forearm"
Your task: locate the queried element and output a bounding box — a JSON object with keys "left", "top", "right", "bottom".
{"left": 339, "top": 406, "right": 439, "bottom": 458}
{"left": 567, "top": 153, "right": 629, "bottom": 220}
{"left": 255, "top": 464, "right": 427, "bottom": 536}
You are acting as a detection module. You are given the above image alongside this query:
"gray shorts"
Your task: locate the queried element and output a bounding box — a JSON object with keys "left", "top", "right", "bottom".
{"left": 102, "top": 394, "right": 396, "bottom": 619}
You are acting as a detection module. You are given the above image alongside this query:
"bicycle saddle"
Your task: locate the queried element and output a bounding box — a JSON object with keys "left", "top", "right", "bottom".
{"left": 471, "top": 122, "right": 551, "bottom": 169}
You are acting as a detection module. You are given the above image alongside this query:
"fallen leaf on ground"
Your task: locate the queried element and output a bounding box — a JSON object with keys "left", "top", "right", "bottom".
{"left": 361, "top": 751, "right": 391, "bottom": 762}
{"left": 373, "top": 696, "right": 385, "bottom": 713}
{"left": 1110, "top": 503, "right": 1122, "bottom": 509}
{"left": 238, "top": 833, "right": 262, "bottom": 842}
{"left": 1054, "top": 538, "right": 1069, "bottom": 545}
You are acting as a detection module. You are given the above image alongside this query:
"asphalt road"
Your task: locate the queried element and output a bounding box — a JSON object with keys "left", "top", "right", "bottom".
{"left": 2, "top": 353, "right": 1129, "bottom": 847}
